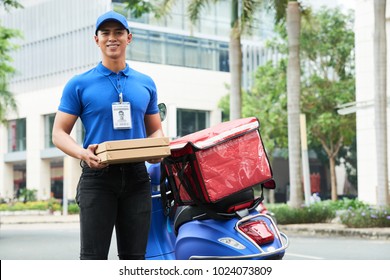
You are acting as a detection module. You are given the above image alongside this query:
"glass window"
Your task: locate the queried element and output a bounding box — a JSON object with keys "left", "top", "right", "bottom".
{"left": 177, "top": 109, "right": 209, "bottom": 137}
{"left": 50, "top": 160, "right": 63, "bottom": 199}
{"left": 13, "top": 164, "right": 26, "bottom": 199}
{"left": 166, "top": 35, "right": 184, "bottom": 66}
{"left": 200, "top": 40, "right": 215, "bottom": 70}
{"left": 218, "top": 43, "right": 230, "bottom": 72}
{"left": 44, "top": 113, "right": 56, "bottom": 148}
{"left": 149, "top": 32, "right": 164, "bottom": 64}
{"left": 184, "top": 38, "right": 199, "bottom": 68}
{"left": 128, "top": 29, "right": 149, "bottom": 62}
{"left": 8, "top": 118, "right": 26, "bottom": 152}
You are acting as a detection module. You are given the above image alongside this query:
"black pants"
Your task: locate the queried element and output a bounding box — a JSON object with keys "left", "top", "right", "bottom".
{"left": 76, "top": 162, "right": 152, "bottom": 260}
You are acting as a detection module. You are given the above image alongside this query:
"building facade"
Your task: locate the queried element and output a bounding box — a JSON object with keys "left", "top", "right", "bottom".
{"left": 0, "top": 0, "right": 274, "bottom": 201}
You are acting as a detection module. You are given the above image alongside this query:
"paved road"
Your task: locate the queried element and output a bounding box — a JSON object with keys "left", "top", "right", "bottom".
{"left": 283, "top": 234, "right": 390, "bottom": 260}
{"left": 1, "top": 222, "right": 389, "bottom": 260}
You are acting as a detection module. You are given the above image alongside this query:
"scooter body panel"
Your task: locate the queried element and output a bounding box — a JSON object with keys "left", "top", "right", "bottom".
{"left": 145, "top": 195, "right": 176, "bottom": 260}
{"left": 145, "top": 163, "right": 288, "bottom": 260}
{"left": 175, "top": 211, "right": 285, "bottom": 260}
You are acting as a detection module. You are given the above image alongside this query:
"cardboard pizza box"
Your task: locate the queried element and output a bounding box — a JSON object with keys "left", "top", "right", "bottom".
{"left": 96, "top": 137, "right": 170, "bottom": 164}
{"left": 96, "top": 137, "right": 170, "bottom": 154}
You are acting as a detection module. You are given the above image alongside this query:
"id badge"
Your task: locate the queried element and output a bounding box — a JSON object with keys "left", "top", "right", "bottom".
{"left": 112, "top": 102, "right": 132, "bottom": 130}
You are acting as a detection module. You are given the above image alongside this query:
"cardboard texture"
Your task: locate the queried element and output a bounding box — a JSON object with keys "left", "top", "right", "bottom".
{"left": 96, "top": 137, "right": 170, "bottom": 154}
{"left": 96, "top": 137, "right": 170, "bottom": 164}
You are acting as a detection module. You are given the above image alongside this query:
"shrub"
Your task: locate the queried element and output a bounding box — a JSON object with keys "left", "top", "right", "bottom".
{"left": 19, "top": 189, "right": 37, "bottom": 202}
{"left": 339, "top": 206, "right": 390, "bottom": 228}
{"left": 68, "top": 203, "right": 80, "bottom": 214}
{"left": 321, "top": 197, "right": 370, "bottom": 212}
{"left": 266, "top": 199, "right": 390, "bottom": 228}
{"left": 0, "top": 201, "right": 47, "bottom": 211}
{"left": 266, "top": 202, "right": 336, "bottom": 224}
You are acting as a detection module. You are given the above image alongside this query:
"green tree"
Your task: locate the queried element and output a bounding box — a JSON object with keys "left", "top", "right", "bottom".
{"left": 300, "top": 7, "right": 355, "bottom": 201}
{"left": 246, "top": 6, "right": 355, "bottom": 202}
{"left": 0, "top": 0, "right": 22, "bottom": 123}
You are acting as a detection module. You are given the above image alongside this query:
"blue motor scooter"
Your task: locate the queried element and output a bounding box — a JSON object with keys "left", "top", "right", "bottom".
{"left": 145, "top": 104, "right": 288, "bottom": 260}
{"left": 145, "top": 162, "right": 289, "bottom": 260}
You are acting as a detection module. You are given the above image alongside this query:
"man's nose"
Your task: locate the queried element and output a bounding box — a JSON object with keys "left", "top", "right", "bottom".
{"left": 108, "top": 32, "right": 117, "bottom": 40}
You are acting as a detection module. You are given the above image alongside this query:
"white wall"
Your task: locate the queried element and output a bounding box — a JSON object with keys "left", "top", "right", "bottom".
{"left": 355, "top": 0, "right": 390, "bottom": 204}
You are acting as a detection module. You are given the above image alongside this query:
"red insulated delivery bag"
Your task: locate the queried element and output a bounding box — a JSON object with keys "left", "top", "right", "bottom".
{"left": 162, "top": 117, "right": 274, "bottom": 214}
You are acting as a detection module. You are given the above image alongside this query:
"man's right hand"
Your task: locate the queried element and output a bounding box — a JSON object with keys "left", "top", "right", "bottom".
{"left": 84, "top": 144, "right": 108, "bottom": 169}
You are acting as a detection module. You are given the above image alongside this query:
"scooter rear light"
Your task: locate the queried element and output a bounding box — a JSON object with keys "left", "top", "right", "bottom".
{"left": 238, "top": 220, "right": 275, "bottom": 245}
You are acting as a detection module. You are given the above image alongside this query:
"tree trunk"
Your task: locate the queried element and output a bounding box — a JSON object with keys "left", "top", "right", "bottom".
{"left": 373, "top": 0, "right": 389, "bottom": 206}
{"left": 229, "top": 0, "right": 242, "bottom": 120}
{"left": 286, "top": 2, "right": 303, "bottom": 208}
{"left": 329, "top": 156, "right": 338, "bottom": 201}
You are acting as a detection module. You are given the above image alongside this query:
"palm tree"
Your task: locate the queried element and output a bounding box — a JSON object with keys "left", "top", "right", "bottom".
{"left": 285, "top": 1, "right": 303, "bottom": 208}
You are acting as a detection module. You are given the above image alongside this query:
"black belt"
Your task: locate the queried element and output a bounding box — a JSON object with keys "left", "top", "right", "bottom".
{"left": 80, "top": 160, "right": 143, "bottom": 169}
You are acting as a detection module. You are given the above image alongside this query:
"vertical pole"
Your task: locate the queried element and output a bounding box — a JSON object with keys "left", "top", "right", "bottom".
{"left": 300, "top": 114, "right": 311, "bottom": 205}
{"left": 373, "top": 0, "right": 389, "bottom": 206}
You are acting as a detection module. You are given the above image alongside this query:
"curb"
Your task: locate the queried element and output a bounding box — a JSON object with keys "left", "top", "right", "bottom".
{"left": 279, "top": 223, "right": 390, "bottom": 240}
{"left": 1, "top": 214, "right": 390, "bottom": 240}
{"left": 0, "top": 214, "right": 79, "bottom": 225}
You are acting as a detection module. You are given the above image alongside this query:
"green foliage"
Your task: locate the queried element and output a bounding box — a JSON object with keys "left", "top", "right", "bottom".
{"left": 18, "top": 188, "right": 37, "bottom": 202}
{"left": 340, "top": 206, "right": 390, "bottom": 228}
{"left": 226, "top": 6, "right": 357, "bottom": 191}
{"left": 245, "top": 59, "right": 288, "bottom": 158}
{"left": 0, "top": 0, "right": 23, "bottom": 11}
{"left": 321, "top": 197, "right": 369, "bottom": 211}
{"left": 123, "top": 0, "right": 158, "bottom": 18}
{"left": 47, "top": 198, "right": 61, "bottom": 212}
{"left": 267, "top": 198, "right": 390, "bottom": 228}
{"left": 0, "top": 200, "right": 80, "bottom": 214}
{"left": 266, "top": 202, "right": 335, "bottom": 224}
{"left": 0, "top": 201, "right": 55, "bottom": 211}
{"left": 68, "top": 203, "right": 80, "bottom": 214}
{"left": 0, "top": 0, "right": 23, "bottom": 123}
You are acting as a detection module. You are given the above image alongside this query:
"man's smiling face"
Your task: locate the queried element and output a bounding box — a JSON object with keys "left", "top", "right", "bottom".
{"left": 94, "top": 21, "right": 132, "bottom": 61}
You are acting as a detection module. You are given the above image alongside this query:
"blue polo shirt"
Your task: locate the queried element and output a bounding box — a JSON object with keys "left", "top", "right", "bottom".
{"left": 58, "top": 62, "right": 159, "bottom": 148}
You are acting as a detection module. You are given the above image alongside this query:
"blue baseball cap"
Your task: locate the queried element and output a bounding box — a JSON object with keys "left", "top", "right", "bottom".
{"left": 95, "top": 11, "right": 130, "bottom": 35}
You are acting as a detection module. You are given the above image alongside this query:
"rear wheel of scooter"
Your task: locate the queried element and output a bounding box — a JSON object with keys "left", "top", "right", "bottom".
{"left": 265, "top": 253, "right": 284, "bottom": 260}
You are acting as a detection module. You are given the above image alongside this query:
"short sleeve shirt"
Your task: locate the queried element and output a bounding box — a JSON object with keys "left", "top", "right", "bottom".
{"left": 58, "top": 62, "right": 159, "bottom": 148}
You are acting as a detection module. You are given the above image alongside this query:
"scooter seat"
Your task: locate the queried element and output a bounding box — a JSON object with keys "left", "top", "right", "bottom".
{"left": 173, "top": 205, "right": 208, "bottom": 235}
{"left": 173, "top": 188, "right": 257, "bottom": 235}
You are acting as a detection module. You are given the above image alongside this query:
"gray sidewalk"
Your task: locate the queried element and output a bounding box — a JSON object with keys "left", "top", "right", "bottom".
{"left": 279, "top": 223, "right": 390, "bottom": 240}
{"left": 1, "top": 212, "right": 390, "bottom": 240}
{"left": 0, "top": 212, "right": 79, "bottom": 225}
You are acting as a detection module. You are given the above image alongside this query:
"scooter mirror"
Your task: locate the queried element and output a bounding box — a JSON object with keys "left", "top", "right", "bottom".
{"left": 262, "top": 179, "right": 276, "bottom": 189}
{"left": 158, "top": 103, "right": 167, "bottom": 121}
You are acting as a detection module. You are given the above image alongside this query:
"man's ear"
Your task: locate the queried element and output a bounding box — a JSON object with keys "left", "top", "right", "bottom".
{"left": 94, "top": 35, "right": 99, "bottom": 46}
{"left": 127, "top": 33, "right": 132, "bottom": 45}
